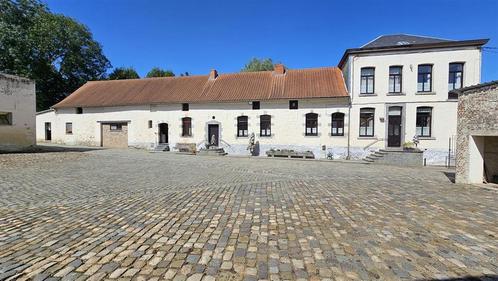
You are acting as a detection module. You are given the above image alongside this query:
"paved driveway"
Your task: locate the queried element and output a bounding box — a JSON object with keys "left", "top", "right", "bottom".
{"left": 0, "top": 149, "right": 497, "bottom": 281}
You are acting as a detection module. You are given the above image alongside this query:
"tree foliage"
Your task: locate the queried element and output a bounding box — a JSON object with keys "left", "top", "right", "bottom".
{"left": 109, "top": 67, "right": 140, "bottom": 80}
{"left": 0, "top": 0, "right": 111, "bottom": 110}
{"left": 241, "top": 58, "right": 274, "bottom": 72}
{"left": 146, "top": 67, "right": 174, "bottom": 78}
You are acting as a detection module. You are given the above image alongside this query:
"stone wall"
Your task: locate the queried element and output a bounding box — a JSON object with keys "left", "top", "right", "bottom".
{"left": 0, "top": 73, "right": 36, "bottom": 152}
{"left": 456, "top": 83, "right": 498, "bottom": 184}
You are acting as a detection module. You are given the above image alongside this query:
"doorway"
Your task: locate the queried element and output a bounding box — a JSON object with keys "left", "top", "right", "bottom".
{"left": 208, "top": 124, "right": 219, "bottom": 146}
{"left": 158, "top": 123, "right": 168, "bottom": 144}
{"left": 45, "top": 122, "right": 52, "bottom": 141}
{"left": 387, "top": 106, "right": 402, "bottom": 147}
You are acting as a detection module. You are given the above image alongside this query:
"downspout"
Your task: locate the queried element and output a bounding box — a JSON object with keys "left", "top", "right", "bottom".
{"left": 346, "top": 56, "right": 354, "bottom": 160}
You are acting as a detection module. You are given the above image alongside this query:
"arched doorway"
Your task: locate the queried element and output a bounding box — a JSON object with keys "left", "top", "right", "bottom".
{"left": 158, "top": 123, "right": 168, "bottom": 144}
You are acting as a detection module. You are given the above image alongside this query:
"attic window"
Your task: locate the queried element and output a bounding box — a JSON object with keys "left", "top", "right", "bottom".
{"left": 252, "top": 101, "right": 260, "bottom": 110}
{"left": 76, "top": 107, "right": 83, "bottom": 114}
{"left": 182, "top": 103, "right": 189, "bottom": 111}
{"left": 396, "top": 41, "right": 410, "bottom": 46}
{"left": 289, "top": 100, "right": 298, "bottom": 110}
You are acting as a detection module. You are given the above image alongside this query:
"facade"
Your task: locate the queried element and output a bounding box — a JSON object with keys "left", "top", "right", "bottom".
{"left": 0, "top": 73, "right": 36, "bottom": 151}
{"left": 454, "top": 81, "right": 498, "bottom": 184}
{"left": 36, "top": 34, "right": 489, "bottom": 164}
{"left": 339, "top": 35, "right": 488, "bottom": 164}
{"left": 36, "top": 67, "right": 351, "bottom": 158}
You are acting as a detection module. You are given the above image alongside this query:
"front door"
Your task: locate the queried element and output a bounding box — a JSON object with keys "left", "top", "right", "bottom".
{"left": 45, "top": 122, "right": 51, "bottom": 141}
{"left": 208, "top": 124, "right": 219, "bottom": 146}
{"left": 387, "top": 106, "right": 402, "bottom": 147}
{"left": 158, "top": 123, "right": 168, "bottom": 144}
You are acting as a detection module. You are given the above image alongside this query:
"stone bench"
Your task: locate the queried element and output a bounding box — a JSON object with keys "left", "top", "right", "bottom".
{"left": 174, "top": 143, "right": 196, "bottom": 153}
{"left": 266, "top": 149, "right": 315, "bottom": 159}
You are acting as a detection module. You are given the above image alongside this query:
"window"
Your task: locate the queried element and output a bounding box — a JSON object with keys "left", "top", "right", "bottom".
{"left": 305, "top": 113, "right": 318, "bottom": 136}
{"left": 448, "top": 63, "right": 464, "bottom": 91}
{"left": 416, "top": 107, "right": 432, "bottom": 137}
{"left": 237, "top": 116, "right": 248, "bottom": 137}
{"left": 289, "top": 100, "right": 298, "bottom": 110}
{"left": 181, "top": 117, "right": 192, "bottom": 137}
{"left": 148, "top": 120, "right": 152, "bottom": 128}
{"left": 182, "top": 103, "right": 189, "bottom": 111}
{"left": 331, "top": 113, "right": 344, "bottom": 136}
{"left": 252, "top": 101, "right": 260, "bottom": 110}
{"left": 0, "top": 112, "right": 12, "bottom": 125}
{"left": 417, "top": 64, "right": 432, "bottom": 92}
{"left": 260, "top": 115, "right": 271, "bottom": 137}
{"left": 389, "top": 66, "right": 402, "bottom": 93}
{"left": 65, "top": 122, "right": 73, "bottom": 134}
{"left": 76, "top": 107, "right": 83, "bottom": 114}
{"left": 359, "top": 108, "right": 375, "bottom": 137}
{"left": 360, "top": 67, "right": 375, "bottom": 94}
{"left": 110, "top": 123, "right": 122, "bottom": 131}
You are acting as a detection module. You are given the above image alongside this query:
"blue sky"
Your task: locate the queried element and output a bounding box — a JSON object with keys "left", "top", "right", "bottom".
{"left": 45, "top": 0, "right": 498, "bottom": 81}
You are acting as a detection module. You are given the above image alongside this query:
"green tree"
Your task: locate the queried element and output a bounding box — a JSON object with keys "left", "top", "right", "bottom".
{"left": 108, "top": 67, "right": 140, "bottom": 80}
{"left": 146, "top": 67, "right": 174, "bottom": 78}
{"left": 241, "top": 58, "right": 274, "bottom": 72}
{"left": 0, "top": 0, "right": 111, "bottom": 111}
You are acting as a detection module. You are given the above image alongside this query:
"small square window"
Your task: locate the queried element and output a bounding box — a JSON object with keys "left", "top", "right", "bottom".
{"left": 148, "top": 120, "right": 153, "bottom": 128}
{"left": 65, "top": 122, "right": 73, "bottom": 134}
{"left": 110, "top": 123, "right": 122, "bottom": 131}
{"left": 289, "top": 100, "right": 298, "bottom": 110}
{"left": 182, "top": 103, "right": 189, "bottom": 111}
{"left": 0, "top": 112, "right": 13, "bottom": 125}
{"left": 252, "top": 101, "right": 260, "bottom": 110}
{"left": 76, "top": 107, "right": 83, "bottom": 114}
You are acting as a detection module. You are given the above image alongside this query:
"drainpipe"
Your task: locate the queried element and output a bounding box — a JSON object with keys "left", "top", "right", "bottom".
{"left": 346, "top": 56, "right": 354, "bottom": 160}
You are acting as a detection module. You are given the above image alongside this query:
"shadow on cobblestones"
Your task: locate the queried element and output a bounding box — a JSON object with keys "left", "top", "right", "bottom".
{"left": 420, "top": 275, "right": 498, "bottom": 281}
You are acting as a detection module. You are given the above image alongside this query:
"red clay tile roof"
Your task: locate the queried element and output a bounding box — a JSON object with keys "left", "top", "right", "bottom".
{"left": 53, "top": 66, "right": 348, "bottom": 108}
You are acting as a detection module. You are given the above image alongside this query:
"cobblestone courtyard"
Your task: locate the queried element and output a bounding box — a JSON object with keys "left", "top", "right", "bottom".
{"left": 0, "top": 149, "right": 497, "bottom": 281}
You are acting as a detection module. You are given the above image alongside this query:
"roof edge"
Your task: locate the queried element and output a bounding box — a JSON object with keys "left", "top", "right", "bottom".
{"left": 338, "top": 38, "right": 489, "bottom": 68}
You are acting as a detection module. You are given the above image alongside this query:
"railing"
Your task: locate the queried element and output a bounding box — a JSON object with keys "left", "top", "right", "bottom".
{"left": 363, "top": 138, "right": 383, "bottom": 150}
{"left": 446, "top": 135, "right": 457, "bottom": 167}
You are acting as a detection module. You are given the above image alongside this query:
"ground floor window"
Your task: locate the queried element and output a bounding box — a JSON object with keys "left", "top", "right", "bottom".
{"left": 305, "top": 113, "right": 318, "bottom": 136}
{"left": 65, "top": 122, "right": 73, "bottom": 134}
{"left": 359, "top": 108, "right": 375, "bottom": 137}
{"left": 331, "top": 112, "right": 344, "bottom": 136}
{"left": 260, "top": 115, "right": 271, "bottom": 136}
{"left": 416, "top": 107, "right": 432, "bottom": 137}
{"left": 182, "top": 117, "right": 192, "bottom": 137}
{"left": 237, "top": 116, "right": 248, "bottom": 137}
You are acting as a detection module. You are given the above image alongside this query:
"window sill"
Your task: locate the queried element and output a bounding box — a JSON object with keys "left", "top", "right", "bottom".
{"left": 237, "top": 136, "right": 249, "bottom": 138}
{"left": 415, "top": 92, "right": 436, "bottom": 95}
{"left": 259, "top": 135, "right": 272, "bottom": 138}
{"left": 386, "top": 92, "right": 406, "bottom": 96}
{"left": 357, "top": 136, "right": 377, "bottom": 140}
{"left": 359, "top": 93, "right": 377, "bottom": 97}
{"left": 418, "top": 137, "right": 436, "bottom": 140}
{"left": 329, "top": 134, "right": 345, "bottom": 137}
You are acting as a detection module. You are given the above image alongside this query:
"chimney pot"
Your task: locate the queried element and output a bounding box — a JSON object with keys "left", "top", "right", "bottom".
{"left": 209, "top": 69, "right": 218, "bottom": 80}
{"left": 273, "top": 64, "right": 285, "bottom": 75}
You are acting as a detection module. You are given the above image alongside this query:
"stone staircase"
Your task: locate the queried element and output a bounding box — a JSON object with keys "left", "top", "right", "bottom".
{"left": 197, "top": 147, "right": 227, "bottom": 156}
{"left": 363, "top": 149, "right": 423, "bottom": 166}
{"left": 152, "top": 143, "right": 170, "bottom": 152}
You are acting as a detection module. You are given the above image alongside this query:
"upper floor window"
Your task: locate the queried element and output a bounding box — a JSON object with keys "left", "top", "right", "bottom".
{"left": 331, "top": 112, "right": 344, "bottom": 136}
{"left": 359, "top": 108, "right": 375, "bottom": 137}
{"left": 0, "top": 112, "right": 12, "bottom": 125}
{"left": 389, "top": 66, "right": 402, "bottom": 93}
{"left": 260, "top": 115, "right": 271, "bottom": 137}
{"left": 448, "top": 63, "right": 464, "bottom": 91}
{"left": 181, "top": 117, "right": 192, "bottom": 137}
{"left": 182, "top": 103, "right": 189, "bottom": 111}
{"left": 252, "top": 101, "right": 260, "bottom": 110}
{"left": 289, "top": 100, "right": 298, "bottom": 110}
{"left": 76, "top": 107, "right": 83, "bottom": 114}
{"left": 417, "top": 64, "right": 432, "bottom": 92}
{"left": 305, "top": 113, "right": 318, "bottom": 136}
{"left": 65, "top": 122, "right": 73, "bottom": 134}
{"left": 360, "top": 67, "right": 375, "bottom": 94}
{"left": 237, "top": 116, "right": 248, "bottom": 137}
{"left": 416, "top": 107, "right": 432, "bottom": 137}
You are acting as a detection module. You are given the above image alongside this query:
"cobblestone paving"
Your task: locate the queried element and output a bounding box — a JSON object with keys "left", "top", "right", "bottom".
{"left": 0, "top": 149, "right": 497, "bottom": 281}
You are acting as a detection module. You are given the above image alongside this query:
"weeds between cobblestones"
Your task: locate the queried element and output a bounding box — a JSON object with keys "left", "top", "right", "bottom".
{"left": 0, "top": 149, "right": 497, "bottom": 280}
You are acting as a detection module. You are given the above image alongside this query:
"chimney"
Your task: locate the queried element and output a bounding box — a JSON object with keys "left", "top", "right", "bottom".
{"left": 209, "top": 69, "right": 218, "bottom": 80}
{"left": 273, "top": 64, "right": 285, "bottom": 75}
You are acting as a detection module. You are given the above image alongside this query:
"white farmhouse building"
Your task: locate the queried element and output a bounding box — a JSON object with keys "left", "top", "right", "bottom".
{"left": 1, "top": 73, "right": 36, "bottom": 151}
{"left": 339, "top": 34, "right": 488, "bottom": 164}
{"left": 36, "top": 35, "right": 488, "bottom": 164}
